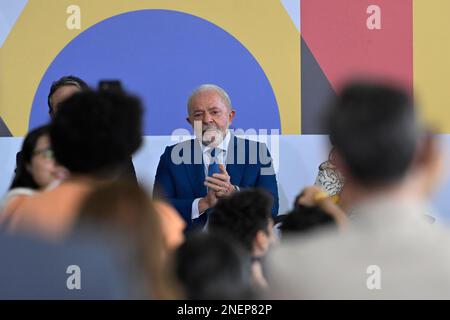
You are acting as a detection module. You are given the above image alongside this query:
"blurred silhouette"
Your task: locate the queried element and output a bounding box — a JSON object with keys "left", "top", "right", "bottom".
{"left": 269, "top": 81, "right": 449, "bottom": 299}
{"left": 175, "top": 232, "right": 255, "bottom": 300}
{"left": 208, "top": 188, "right": 275, "bottom": 289}
{"left": 0, "top": 231, "right": 133, "bottom": 299}
{"left": 76, "top": 180, "right": 182, "bottom": 299}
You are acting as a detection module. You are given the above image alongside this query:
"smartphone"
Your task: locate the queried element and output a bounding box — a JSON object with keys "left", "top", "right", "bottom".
{"left": 98, "top": 80, "right": 123, "bottom": 92}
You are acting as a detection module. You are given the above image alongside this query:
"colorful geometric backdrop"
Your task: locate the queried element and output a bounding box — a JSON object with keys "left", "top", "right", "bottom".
{"left": 2, "top": 0, "right": 450, "bottom": 220}
{"left": 1, "top": 0, "right": 450, "bottom": 136}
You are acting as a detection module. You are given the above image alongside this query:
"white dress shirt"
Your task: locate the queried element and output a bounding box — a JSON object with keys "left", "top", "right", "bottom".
{"left": 191, "top": 131, "right": 231, "bottom": 220}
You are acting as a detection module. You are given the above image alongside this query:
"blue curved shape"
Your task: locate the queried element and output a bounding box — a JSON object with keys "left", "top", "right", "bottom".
{"left": 29, "top": 9, "right": 280, "bottom": 135}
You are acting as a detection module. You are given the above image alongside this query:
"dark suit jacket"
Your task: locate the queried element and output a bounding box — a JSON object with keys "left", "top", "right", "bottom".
{"left": 153, "top": 135, "right": 279, "bottom": 229}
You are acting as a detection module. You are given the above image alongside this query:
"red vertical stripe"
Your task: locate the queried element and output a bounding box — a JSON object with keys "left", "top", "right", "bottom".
{"left": 302, "top": 0, "right": 413, "bottom": 92}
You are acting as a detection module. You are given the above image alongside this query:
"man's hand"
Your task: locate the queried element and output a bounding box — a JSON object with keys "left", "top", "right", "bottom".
{"left": 204, "top": 164, "right": 235, "bottom": 199}
{"left": 198, "top": 188, "right": 217, "bottom": 215}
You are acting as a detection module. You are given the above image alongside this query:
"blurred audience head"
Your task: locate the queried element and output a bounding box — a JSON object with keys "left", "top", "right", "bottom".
{"left": 208, "top": 188, "right": 275, "bottom": 258}
{"left": 327, "top": 81, "right": 419, "bottom": 188}
{"left": 278, "top": 205, "right": 336, "bottom": 236}
{"left": 77, "top": 180, "right": 180, "bottom": 299}
{"left": 48, "top": 75, "right": 89, "bottom": 117}
{"left": 10, "top": 125, "right": 57, "bottom": 190}
{"left": 50, "top": 90, "right": 143, "bottom": 179}
{"left": 175, "top": 232, "right": 254, "bottom": 300}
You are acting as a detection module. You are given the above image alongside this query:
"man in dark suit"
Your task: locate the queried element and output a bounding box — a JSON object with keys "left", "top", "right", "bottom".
{"left": 154, "top": 84, "right": 279, "bottom": 230}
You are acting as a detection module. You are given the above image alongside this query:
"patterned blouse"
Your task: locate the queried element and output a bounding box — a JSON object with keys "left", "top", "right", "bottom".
{"left": 314, "top": 160, "right": 345, "bottom": 197}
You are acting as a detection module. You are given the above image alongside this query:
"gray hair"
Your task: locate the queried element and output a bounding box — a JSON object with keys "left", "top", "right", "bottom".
{"left": 187, "top": 84, "right": 232, "bottom": 112}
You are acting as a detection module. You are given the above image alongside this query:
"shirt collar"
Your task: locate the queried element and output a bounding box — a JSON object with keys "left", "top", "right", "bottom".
{"left": 199, "top": 130, "right": 231, "bottom": 154}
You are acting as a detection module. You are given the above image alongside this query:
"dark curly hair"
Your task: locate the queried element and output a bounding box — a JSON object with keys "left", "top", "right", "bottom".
{"left": 175, "top": 232, "right": 254, "bottom": 300}
{"left": 50, "top": 90, "right": 143, "bottom": 176}
{"left": 9, "top": 125, "right": 51, "bottom": 190}
{"left": 208, "top": 188, "right": 273, "bottom": 253}
{"left": 278, "top": 205, "right": 335, "bottom": 235}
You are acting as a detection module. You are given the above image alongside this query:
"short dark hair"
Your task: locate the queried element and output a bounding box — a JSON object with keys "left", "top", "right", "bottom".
{"left": 10, "top": 125, "right": 51, "bottom": 190}
{"left": 47, "top": 76, "right": 89, "bottom": 115}
{"left": 208, "top": 188, "right": 273, "bottom": 253}
{"left": 326, "top": 81, "right": 419, "bottom": 186}
{"left": 50, "top": 90, "right": 143, "bottom": 175}
{"left": 175, "top": 232, "right": 254, "bottom": 300}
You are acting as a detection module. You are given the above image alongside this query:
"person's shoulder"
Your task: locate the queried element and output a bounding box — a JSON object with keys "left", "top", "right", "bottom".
{"left": 11, "top": 181, "right": 94, "bottom": 238}
{"left": 164, "top": 138, "right": 196, "bottom": 152}
{"left": 4, "top": 188, "right": 36, "bottom": 200}
{"left": 1, "top": 187, "right": 35, "bottom": 208}
{"left": 233, "top": 136, "right": 268, "bottom": 148}
{"left": 267, "top": 229, "right": 344, "bottom": 295}
{"left": 17, "top": 181, "right": 89, "bottom": 214}
{"left": 273, "top": 226, "right": 361, "bottom": 268}
{"left": 318, "top": 160, "right": 336, "bottom": 171}
{"left": 161, "top": 138, "right": 197, "bottom": 162}
{"left": 12, "top": 188, "right": 53, "bottom": 215}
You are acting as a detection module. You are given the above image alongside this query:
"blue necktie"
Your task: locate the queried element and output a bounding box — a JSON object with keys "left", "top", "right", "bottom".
{"left": 208, "top": 148, "right": 221, "bottom": 177}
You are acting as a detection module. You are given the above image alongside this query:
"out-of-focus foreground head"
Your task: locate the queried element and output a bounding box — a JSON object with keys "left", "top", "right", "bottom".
{"left": 175, "top": 232, "right": 255, "bottom": 300}
{"left": 50, "top": 90, "right": 143, "bottom": 178}
{"left": 326, "top": 81, "right": 420, "bottom": 188}
{"left": 208, "top": 188, "right": 275, "bottom": 257}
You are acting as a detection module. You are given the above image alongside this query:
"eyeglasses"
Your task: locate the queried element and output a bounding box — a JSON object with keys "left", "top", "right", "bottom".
{"left": 32, "top": 148, "right": 54, "bottom": 160}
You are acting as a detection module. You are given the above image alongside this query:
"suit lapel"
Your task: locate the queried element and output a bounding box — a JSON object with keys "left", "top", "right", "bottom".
{"left": 226, "top": 135, "right": 245, "bottom": 186}
{"left": 185, "top": 139, "right": 206, "bottom": 197}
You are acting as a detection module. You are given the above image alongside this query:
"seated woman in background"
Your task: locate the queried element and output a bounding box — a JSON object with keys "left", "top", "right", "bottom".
{"left": 314, "top": 135, "right": 437, "bottom": 222}
{"left": 314, "top": 146, "right": 345, "bottom": 202}
{"left": 0, "top": 89, "right": 143, "bottom": 240}
{"left": 1, "top": 125, "right": 66, "bottom": 219}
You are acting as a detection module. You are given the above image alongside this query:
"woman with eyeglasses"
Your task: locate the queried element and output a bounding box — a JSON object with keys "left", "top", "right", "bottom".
{"left": 1, "top": 125, "right": 66, "bottom": 223}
